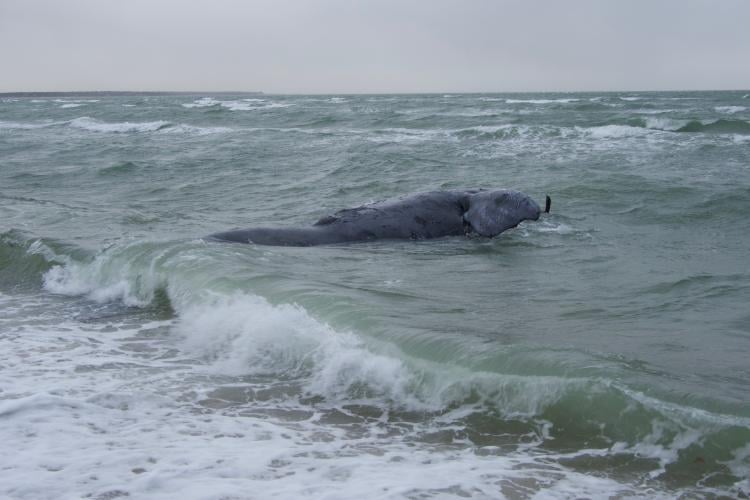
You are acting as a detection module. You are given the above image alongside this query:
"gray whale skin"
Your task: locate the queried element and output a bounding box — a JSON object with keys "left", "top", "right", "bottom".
{"left": 208, "top": 189, "right": 548, "bottom": 247}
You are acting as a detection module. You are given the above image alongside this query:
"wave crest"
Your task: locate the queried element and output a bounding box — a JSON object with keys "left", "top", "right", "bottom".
{"left": 70, "top": 117, "right": 170, "bottom": 133}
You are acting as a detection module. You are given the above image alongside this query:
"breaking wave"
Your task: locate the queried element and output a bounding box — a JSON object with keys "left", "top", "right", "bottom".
{"left": 182, "top": 97, "right": 293, "bottom": 111}
{"left": 69, "top": 117, "right": 171, "bottom": 133}
{"left": 0, "top": 235, "right": 734, "bottom": 490}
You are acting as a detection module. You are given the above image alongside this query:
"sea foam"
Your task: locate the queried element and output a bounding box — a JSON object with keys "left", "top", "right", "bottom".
{"left": 69, "top": 117, "right": 170, "bottom": 133}
{"left": 182, "top": 97, "right": 293, "bottom": 111}
{"left": 506, "top": 98, "right": 578, "bottom": 104}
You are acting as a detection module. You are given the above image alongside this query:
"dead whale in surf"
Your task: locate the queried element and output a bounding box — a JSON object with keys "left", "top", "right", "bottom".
{"left": 208, "top": 189, "right": 551, "bottom": 246}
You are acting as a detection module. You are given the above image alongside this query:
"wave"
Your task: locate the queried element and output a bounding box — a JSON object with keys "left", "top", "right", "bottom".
{"left": 97, "top": 161, "right": 140, "bottom": 176}
{"left": 182, "top": 97, "right": 293, "bottom": 111}
{"left": 0, "top": 120, "right": 64, "bottom": 130}
{"left": 22, "top": 237, "right": 745, "bottom": 482}
{"left": 0, "top": 230, "right": 80, "bottom": 289}
{"left": 2, "top": 117, "right": 233, "bottom": 135}
{"left": 581, "top": 124, "right": 656, "bottom": 138}
{"left": 715, "top": 106, "right": 747, "bottom": 114}
{"left": 674, "top": 119, "right": 750, "bottom": 134}
{"left": 65, "top": 117, "right": 233, "bottom": 135}
{"left": 181, "top": 97, "right": 220, "bottom": 108}
{"left": 69, "top": 117, "right": 171, "bottom": 133}
{"left": 452, "top": 124, "right": 552, "bottom": 140}
{"left": 505, "top": 98, "right": 579, "bottom": 104}
{"left": 639, "top": 117, "right": 750, "bottom": 135}
{"left": 163, "top": 123, "right": 234, "bottom": 135}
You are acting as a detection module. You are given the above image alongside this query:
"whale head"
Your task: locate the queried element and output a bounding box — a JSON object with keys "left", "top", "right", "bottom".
{"left": 463, "top": 190, "right": 543, "bottom": 237}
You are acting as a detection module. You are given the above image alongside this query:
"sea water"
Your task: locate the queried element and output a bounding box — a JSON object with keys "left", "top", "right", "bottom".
{"left": 1, "top": 92, "right": 749, "bottom": 498}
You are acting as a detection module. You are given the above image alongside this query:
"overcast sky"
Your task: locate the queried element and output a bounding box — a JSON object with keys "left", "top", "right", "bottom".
{"left": 1, "top": 0, "right": 749, "bottom": 93}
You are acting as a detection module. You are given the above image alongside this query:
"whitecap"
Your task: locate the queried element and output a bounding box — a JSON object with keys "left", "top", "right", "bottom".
{"left": 60, "top": 103, "right": 84, "bottom": 108}
{"left": 54, "top": 99, "right": 99, "bottom": 103}
{"left": 0, "top": 120, "right": 61, "bottom": 130}
{"left": 506, "top": 98, "right": 578, "bottom": 104}
{"left": 582, "top": 125, "right": 654, "bottom": 138}
{"left": 222, "top": 100, "right": 292, "bottom": 111}
{"left": 644, "top": 117, "right": 688, "bottom": 131}
{"left": 366, "top": 127, "right": 450, "bottom": 143}
{"left": 162, "top": 124, "right": 234, "bottom": 135}
{"left": 634, "top": 109, "right": 676, "bottom": 115}
{"left": 69, "top": 117, "right": 170, "bottom": 133}
{"left": 182, "top": 97, "right": 220, "bottom": 108}
{"left": 715, "top": 106, "right": 747, "bottom": 114}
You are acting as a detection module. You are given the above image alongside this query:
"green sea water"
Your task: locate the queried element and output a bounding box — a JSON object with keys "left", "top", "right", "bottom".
{"left": 1, "top": 92, "right": 749, "bottom": 498}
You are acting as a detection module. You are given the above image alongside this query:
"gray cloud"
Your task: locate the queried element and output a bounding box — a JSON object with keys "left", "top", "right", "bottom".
{"left": 1, "top": 0, "right": 749, "bottom": 93}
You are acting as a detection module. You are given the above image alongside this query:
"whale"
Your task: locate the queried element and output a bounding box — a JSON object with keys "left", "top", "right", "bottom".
{"left": 208, "top": 189, "right": 550, "bottom": 246}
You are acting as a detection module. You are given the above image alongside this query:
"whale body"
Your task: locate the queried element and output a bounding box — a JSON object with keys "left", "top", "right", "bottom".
{"left": 208, "top": 189, "right": 549, "bottom": 247}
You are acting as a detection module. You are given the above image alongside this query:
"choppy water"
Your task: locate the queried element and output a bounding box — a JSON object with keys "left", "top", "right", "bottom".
{"left": 1, "top": 91, "right": 749, "bottom": 499}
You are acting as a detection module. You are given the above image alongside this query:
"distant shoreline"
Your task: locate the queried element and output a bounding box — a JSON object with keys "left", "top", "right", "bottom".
{"left": 0, "top": 91, "right": 263, "bottom": 97}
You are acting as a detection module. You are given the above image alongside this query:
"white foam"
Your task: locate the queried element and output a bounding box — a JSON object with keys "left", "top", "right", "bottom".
{"left": 162, "top": 124, "right": 234, "bottom": 135}
{"left": 0, "top": 388, "right": 655, "bottom": 500}
{"left": 60, "top": 103, "right": 84, "bottom": 108}
{"left": 716, "top": 106, "right": 747, "bottom": 114}
{"left": 506, "top": 98, "right": 578, "bottom": 104}
{"left": 0, "top": 310, "right": 698, "bottom": 500}
{"left": 644, "top": 117, "right": 688, "bottom": 131}
{"left": 177, "top": 294, "right": 425, "bottom": 407}
{"left": 64, "top": 117, "right": 230, "bottom": 135}
{"left": 69, "top": 117, "right": 170, "bottom": 133}
{"left": 182, "top": 97, "right": 292, "bottom": 111}
{"left": 223, "top": 100, "right": 292, "bottom": 111}
{"left": 582, "top": 125, "right": 654, "bottom": 138}
{"left": 367, "top": 127, "right": 451, "bottom": 143}
{"left": 619, "top": 96, "right": 642, "bottom": 101}
{"left": 442, "top": 109, "right": 506, "bottom": 117}
{"left": 0, "top": 120, "right": 59, "bottom": 130}
{"left": 634, "top": 109, "right": 676, "bottom": 115}
{"left": 181, "top": 97, "right": 220, "bottom": 108}
{"left": 534, "top": 221, "right": 574, "bottom": 234}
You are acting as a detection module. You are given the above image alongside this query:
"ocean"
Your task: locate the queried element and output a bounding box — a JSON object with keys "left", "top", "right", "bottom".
{"left": 1, "top": 91, "right": 749, "bottom": 499}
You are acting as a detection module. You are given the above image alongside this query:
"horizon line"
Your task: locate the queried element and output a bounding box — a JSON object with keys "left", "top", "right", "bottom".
{"left": 2, "top": 89, "right": 749, "bottom": 97}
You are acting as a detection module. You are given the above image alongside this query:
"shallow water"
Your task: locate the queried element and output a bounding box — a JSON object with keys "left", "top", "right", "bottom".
{"left": 1, "top": 91, "right": 749, "bottom": 498}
